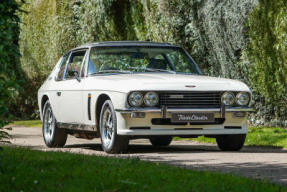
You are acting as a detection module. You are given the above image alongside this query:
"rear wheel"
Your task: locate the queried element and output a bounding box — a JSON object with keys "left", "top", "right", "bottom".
{"left": 99, "top": 100, "right": 129, "bottom": 153}
{"left": 149, "top": 136, "right": 172, "bottom": 147}
{"left": 216, "top": 134, "right": 246, "bottom": 151}
{"left": 42, "top": 100, "right": 67, "bottom": 147}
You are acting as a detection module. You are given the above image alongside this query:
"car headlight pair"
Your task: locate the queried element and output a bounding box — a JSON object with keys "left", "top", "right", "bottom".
{"left": 128, "top": 92, "right": 158, "bottom": 107}
{"left": 221, "top": 92, "right": 250, "bottom": 106}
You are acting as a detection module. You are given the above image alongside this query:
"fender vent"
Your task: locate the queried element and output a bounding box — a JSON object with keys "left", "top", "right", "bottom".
{"left": 88, "top": 94, "right": 91, "bottom": 120}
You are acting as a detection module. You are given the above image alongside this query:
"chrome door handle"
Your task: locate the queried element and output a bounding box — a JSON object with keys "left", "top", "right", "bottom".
{"left": 57, "top": 92, "right": 61, "bottom": 96}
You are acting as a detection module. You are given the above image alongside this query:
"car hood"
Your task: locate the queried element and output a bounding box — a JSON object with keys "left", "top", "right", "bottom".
{"left": 86, "top": 73, "right": 251, "bottom": 93}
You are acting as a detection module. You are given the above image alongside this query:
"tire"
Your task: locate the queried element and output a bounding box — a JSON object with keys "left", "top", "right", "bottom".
{"left": 42, "top": 100, "right": 67, "bottom": 147}
{"left": 216, "top": 134, "right": 246, "bottom": 151}
{"left": 149, "top": 136, "right": 172, "bottom": 147}
{"left": 99, "top": 100, "right": 129, "bottom": 153}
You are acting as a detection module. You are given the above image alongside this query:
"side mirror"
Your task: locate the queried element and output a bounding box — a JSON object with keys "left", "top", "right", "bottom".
{"left": 68, "top": 70, "right": 81, "bottom": 82}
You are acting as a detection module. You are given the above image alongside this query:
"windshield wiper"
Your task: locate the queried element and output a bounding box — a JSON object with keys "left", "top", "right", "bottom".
{"left": 145, "top": 68, "right": 176, "bottom": 74}
{"left": 90, "top": 70, "right": 132, "bottom": 75}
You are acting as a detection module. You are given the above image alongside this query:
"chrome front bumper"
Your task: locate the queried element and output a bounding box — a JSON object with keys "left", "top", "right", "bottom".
{"left": 115, "top": 107, "right": 253, "bottom": 136}
{"left": 116, "top": 106, "right": 253, "bottom": 119}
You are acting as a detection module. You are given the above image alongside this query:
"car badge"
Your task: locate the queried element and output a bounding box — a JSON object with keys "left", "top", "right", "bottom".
{"left": 169, "top": 95, "right": 184, "bottom": 99}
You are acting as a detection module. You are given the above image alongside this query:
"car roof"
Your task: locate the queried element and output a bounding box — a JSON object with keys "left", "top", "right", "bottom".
{"left": 69, "top": 41, "right": 181, "bottom": 52}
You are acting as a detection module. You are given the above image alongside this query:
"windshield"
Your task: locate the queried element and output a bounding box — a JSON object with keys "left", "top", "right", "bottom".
{"left": 88, "top": 46, "right": 202, "bottom": 75}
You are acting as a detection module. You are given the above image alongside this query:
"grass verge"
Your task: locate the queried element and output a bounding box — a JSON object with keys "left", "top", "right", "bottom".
{"left": 175, "top": 127, "right": 287, "bottom": 148}
{"left": 10, "top": 120, "right": 42, "bottom": 127}
{"left": 0, "top": 146, "right": 286, "bottom": 192}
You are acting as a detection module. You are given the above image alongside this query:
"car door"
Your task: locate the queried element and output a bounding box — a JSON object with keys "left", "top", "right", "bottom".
{"left": 53, "top": 49, "right": 88, "bottom": 124}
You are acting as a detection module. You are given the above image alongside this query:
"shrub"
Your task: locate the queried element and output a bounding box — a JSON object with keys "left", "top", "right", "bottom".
{"left": 0, "top": 0, "right": 23, "bottom": 142}
{"left": 18, "top": 0, "right": 286, "bottom": 126}
{"left": 247, "top": 0, "right": 287, "bottom": 126}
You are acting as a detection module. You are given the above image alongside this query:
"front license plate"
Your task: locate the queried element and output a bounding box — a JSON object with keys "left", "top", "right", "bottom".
{"left": 171, "top": 113, "right": 215, "bottom": 123}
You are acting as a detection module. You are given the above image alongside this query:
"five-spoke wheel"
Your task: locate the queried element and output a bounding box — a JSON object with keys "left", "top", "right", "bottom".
{"left": 99, "top": 100, "right": 129, "bottom": 153}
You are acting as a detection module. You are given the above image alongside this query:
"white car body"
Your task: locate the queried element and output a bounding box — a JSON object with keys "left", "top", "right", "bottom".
{"left": 38, "top": 41, "right": 253, "bottom": 152}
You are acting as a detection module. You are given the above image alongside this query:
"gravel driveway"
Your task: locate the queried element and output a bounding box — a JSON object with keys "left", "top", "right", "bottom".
{"left": 7, "top": 126, "right": 287, "bottom": 185}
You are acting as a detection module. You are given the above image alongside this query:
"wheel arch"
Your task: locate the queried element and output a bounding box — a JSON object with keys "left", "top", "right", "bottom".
{"left": 39, "top": 94, "right": 50, "bottom": 120}
{"left": 95, "top": 94, "right": 111, "bottom": 132}
{"left": 41, "top": 95, "right": 49, "bottom": 113}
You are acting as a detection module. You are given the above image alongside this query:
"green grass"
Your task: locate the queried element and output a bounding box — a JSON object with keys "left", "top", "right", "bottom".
{"left": 0, "top": 146, "right": 285, "bottom": 192}
{"left": 175, "top": 127, "right": 287, "bottom": 148}
{"left": 11, "top": 120, "right": 42, "bottom": 127}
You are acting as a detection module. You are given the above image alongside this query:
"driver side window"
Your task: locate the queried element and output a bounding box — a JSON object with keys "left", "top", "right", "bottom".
{"left": 64, "top": 50, "right": 87, "bottom": 80}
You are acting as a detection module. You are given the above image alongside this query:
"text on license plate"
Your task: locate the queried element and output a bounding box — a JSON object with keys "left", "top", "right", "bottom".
{"left": 171, "top": 113, "right": 215, "bottom": 123}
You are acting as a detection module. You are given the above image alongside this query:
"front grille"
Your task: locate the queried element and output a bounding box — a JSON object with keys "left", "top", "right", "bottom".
{"left": 159, "top": 91, "right": 222, "bottom": 108}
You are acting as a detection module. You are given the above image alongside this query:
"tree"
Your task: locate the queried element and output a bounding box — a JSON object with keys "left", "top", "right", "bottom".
{"left": 0, "top": 0, "right": 24, "bottom": 143}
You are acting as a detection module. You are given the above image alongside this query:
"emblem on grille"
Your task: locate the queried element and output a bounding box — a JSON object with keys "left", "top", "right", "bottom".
{"left": 169, "top": 95, "right": 184, "bottom": 99}
{"left": 185, "top": 85, "right": 196, "bottom": 88}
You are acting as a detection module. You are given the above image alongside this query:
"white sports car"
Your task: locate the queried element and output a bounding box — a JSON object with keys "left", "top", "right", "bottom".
{"left": 38, "top": 41, "right": 253, "bottom": 153}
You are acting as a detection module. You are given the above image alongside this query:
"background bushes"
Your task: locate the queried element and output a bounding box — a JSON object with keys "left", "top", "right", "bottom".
{"left": 18, "top": 0, "right": 286, "bottom": 126}
{"left": 247, "top": 0, "right": 287, "bottom": 126}
{"left": 0, "top": 0, "right": 23, "bottom": 141}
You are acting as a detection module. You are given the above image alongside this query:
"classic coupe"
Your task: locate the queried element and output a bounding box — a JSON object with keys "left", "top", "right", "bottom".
{"left": 38, "top": 41, "right": 253, "bottom": 153}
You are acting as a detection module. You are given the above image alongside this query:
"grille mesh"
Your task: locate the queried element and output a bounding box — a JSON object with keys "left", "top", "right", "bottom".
{"left": 159, "top": 91, "right": 222, "bottom": 108}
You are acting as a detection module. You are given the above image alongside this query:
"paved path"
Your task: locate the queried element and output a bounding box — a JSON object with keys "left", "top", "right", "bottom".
{"left": 6, "top": 126, "right": 287, "bottom": 185}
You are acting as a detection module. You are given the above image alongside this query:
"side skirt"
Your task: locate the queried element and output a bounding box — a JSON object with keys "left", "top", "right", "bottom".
{"left": 56, "top": 122, "right": 99, "bottom": 139}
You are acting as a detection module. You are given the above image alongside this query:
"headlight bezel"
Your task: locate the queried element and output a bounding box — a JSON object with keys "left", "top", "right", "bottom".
{"left": 128, "top": 91, "right": 159, "bottom": 107}
{"left": 143, "top": 91, "right": 159, "bottom": 107}
{"left": 128, "top": 91, "right": 144, "bottom": 107}
{"left": 221, "top": 92, "right": 235, "bottom": 106}
{"left": 235, "top": 92, "right": 250, "bottom": 106}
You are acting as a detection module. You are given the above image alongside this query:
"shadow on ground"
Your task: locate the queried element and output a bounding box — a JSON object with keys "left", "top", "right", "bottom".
{"left": 64, "top": 142, "right": 287, "bottom": 154}
{"left": 63, "top": 142, "right": 287, "bottom": 185}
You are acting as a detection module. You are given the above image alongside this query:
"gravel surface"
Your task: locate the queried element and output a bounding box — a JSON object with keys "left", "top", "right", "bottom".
{"left": 6, "top": 126, "right": 287, "bottom": 185}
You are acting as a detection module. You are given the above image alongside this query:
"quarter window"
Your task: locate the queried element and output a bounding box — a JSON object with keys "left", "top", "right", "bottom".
{"left": 56, "top": 54, "right": 69, "bottom": 81}
{"left": 64, "top": 50, "right": 87, "bottom": 79}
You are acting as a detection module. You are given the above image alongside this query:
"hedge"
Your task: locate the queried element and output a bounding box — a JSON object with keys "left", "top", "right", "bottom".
{"left": 0, "top": 0, "right": 24, "bottom": 142}
{"left": 19, "top": 0, "right": 286, "bottom": 126}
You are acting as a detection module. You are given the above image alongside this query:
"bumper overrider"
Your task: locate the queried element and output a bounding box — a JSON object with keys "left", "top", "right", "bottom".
{"left": 115, "top": 106, "right": 254, "bottom": 136}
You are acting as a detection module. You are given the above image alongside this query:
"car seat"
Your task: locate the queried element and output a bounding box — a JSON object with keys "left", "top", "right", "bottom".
{"left": 147, "top": 58, "right": 168, "bottom": 69}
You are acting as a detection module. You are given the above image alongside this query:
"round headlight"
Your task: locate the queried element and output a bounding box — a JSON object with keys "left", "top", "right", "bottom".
{"left": 221, "top": 92, "right": 235, "bottom": 106}
{"left": 236, "top": 92, "right": 250, "bottom": 106}
{"left": 144, "top": 92, "right": 159, "bottom": 107}
{"left": 128, "top": 92, "right": 143, "bottom": 107}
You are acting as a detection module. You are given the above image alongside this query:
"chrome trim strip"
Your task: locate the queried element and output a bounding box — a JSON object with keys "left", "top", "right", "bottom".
{"left": 115, "top": 107, "right": 254, "bottom": 113}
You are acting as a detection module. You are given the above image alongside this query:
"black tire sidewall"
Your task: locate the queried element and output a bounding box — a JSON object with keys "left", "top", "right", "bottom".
{"left": 99, "top": 100, "right": 117, "bottom": 152}
{"left": 216, "top": 134, "right": 246, "bottom": 151}
{"left": 42, "top": 101, "right": 56, "bottom": 147}
{"left": 150, "top": 136, "right": 172, "bottom": 147}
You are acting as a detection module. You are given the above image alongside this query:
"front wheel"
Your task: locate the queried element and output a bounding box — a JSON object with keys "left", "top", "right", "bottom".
{"left": 42, "top": 100, "right": 67, "bottom": 147}
{"left": 99, "top": 100, "right": 129, "bottom": 153}
{"left": 216, "top": 134, "right": 246, "bottom": 151}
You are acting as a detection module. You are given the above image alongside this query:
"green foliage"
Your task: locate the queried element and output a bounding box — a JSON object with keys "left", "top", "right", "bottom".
{"left": 247, "top": 0, "right": 287, "bottom": 125}
{"left": 18, "top": 0, "right": 286, "bottom": 125}
{"left": 1, "top": 146, "right": 286, "bottom": 191}
{"left": 0, "top": 0, "right": 24, "bottom": 142}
